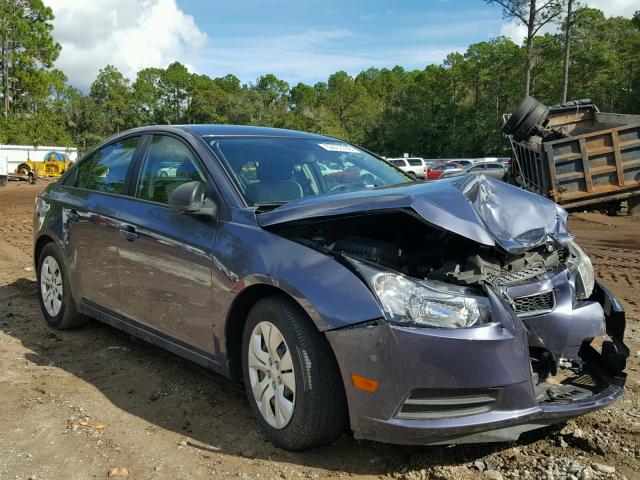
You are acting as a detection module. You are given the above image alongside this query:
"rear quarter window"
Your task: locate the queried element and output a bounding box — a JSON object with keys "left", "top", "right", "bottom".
{"left": 74, "top": 152, "right": 98, "bottom": 189}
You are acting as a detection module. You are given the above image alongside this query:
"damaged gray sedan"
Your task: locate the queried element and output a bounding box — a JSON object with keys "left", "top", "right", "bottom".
{"left": 33, "top": 125, "right": 628, "bottom": 451}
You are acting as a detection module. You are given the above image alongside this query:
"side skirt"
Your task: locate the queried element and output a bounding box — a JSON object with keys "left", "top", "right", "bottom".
{"left": 78, "top": 301, "right": 229, "bottom": 376}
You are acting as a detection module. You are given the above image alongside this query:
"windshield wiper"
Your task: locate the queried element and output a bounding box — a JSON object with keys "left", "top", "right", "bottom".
{"left": 254, "top": 201, "right": 287, "bottom": 212}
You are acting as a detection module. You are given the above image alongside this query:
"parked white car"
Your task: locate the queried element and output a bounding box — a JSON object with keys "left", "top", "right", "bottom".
{"left": 386, "top": 157, "right": 426, "bottom": 179}
{"left": 157, "top": 161, "right": 182, "bottom": 178}
{"left": 0, "top": 155, "right": 7, "bottom": 186}
{"left": 441, "top": 161, "right": 509, "bottom": 180}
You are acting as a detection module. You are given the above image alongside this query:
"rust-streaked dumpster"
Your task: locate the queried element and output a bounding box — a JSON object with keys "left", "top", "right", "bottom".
{"left": 505, "top": 100, "right": 640, "bottom": 209}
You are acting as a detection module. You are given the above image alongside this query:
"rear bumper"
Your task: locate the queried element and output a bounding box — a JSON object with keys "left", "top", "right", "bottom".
{"left": 326, "top": 280, "right": 627, "bottom": 445}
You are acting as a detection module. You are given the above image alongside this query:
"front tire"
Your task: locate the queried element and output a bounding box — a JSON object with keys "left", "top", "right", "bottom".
{"left": 242, "top": 296, "right": 347, "bottom": 450}
{"left": 36, "top": 243, "right": 88, "bottom": 329}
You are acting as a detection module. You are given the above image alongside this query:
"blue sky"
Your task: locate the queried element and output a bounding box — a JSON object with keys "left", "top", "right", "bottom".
{"left": 182, "top": 0, "right": 508, "bottom": 85}
{"left": 47, "top": 0, "right": 636, "bottom": 89}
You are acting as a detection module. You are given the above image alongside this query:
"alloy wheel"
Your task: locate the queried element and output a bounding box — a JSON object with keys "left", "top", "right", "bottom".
{"left": 40, "top": 255, "right": 63, "bottom": 317}
{"left": 247, "top": 321, "right": 296, "bottom": 429}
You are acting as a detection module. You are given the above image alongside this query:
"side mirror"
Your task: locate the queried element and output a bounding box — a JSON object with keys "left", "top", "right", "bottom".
{"left": 168, "top": 181, "right": 216, "bottom": 216}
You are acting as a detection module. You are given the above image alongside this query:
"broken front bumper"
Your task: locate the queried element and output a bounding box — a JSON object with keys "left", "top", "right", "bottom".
{"left": 325, "top": 280, "right": 627, "bottom": 445}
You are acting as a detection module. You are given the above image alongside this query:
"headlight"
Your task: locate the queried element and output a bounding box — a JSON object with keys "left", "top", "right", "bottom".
{"left": 348, "top": 258, "right": 492, "bottom": 328}
{"left": 567, "top": 242, "right": 594, "bottom": 300}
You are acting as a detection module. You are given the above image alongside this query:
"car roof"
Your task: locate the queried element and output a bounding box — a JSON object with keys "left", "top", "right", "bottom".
{"left": 474, "top": 161, "right": 503, "bottom": 167}
{"left": 177, "top": 124, "right": 332, "bottom": 139}
{"left": 103, "top": 124, "right": 337, "bottom": 142}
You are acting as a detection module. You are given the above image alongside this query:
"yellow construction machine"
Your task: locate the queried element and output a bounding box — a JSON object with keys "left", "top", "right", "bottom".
{"left": 16, "top": 151, "right": 74, "bottom": 178}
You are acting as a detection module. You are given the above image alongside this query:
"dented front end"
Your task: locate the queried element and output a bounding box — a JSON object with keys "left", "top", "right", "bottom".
{"left": 325, "top": 279, "right": 626, "bottom": 445}
{"left": 261, "top": 175, "right": 628, "bottom": 444}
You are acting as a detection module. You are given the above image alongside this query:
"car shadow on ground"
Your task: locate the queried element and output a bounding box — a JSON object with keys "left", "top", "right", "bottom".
{"left": 0, "top": 278, "right": 560, "bottom": 476}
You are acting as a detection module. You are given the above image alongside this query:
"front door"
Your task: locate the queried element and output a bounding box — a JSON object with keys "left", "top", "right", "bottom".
{"left": 115, "top": 134, "right": 218, "bottom": 353}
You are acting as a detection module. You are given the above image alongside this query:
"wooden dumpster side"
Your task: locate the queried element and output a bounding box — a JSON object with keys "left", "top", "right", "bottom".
{"left": 543, "top": 121, "right": 640, "bottom": 207}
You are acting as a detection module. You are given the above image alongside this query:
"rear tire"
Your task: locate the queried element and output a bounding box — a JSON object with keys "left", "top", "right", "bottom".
{"left": 241, "top": 296, "right": 347, "bottom": 450}
{"left": 36, "top": 243, "right": 88, "bottom": 329}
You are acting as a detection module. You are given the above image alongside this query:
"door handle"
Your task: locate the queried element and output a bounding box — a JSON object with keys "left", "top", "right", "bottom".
{"left": 67, "top": 209, "right": 80, "bottom": 223}
{"left": 119, "top": 225, "right": 139, "bottom": 241}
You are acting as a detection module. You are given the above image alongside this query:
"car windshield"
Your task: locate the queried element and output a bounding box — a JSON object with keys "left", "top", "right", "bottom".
{"left": 206, "top": 137, "right": 411, "bottom": 206}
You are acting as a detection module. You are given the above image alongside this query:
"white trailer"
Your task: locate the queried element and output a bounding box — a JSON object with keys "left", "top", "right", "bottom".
{"left": 0, "top": 144, "right": 78, "bottom": 175}
{"left": 0, "top": 155, "right": 7, "bottom": 186}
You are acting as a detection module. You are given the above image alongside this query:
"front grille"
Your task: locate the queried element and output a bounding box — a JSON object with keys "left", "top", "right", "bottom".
{"left": 487, "top": 264, "right": 548, "bottom": 287}
{"left": 512, "top": 290, "right": 555, "bottom": 317}
{"left": 396, "top": 389, "right": 499, "bottom": 420}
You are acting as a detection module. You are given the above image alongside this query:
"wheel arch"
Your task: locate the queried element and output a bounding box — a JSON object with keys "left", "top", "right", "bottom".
{"left": 34, "top": 233, "right": 56, "bottom": 268}
{"left": 225, "top": 283, "right": 315, "bottom": 380}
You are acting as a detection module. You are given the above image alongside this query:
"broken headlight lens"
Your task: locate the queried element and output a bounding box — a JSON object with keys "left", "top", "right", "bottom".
{"left": 567, "top": 242, "right": 595, "bottom": 300}
{"left": 348, "top": 258, "right": 492, "bottom": 328}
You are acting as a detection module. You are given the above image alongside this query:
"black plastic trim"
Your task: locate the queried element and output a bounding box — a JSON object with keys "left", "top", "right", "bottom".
{"left": 78, "top": 300, "right": 227, "bottom": 375}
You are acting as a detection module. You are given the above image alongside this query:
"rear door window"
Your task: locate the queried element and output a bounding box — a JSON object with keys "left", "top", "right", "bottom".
{"left": 407, "top": 159, "right": 422, "bottom": 166}
{"left": 136, "top": 135, "right": 206, "bottom": 205}
{"left": 75, "top": 137, "right": 139, "bottom": 194}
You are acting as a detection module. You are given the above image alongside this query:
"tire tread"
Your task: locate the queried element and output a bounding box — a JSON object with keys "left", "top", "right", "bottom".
{"left": 242, "top": 296, "right": 347, "bottom": 450}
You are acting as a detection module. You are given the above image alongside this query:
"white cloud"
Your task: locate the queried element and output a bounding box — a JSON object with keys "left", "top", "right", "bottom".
{"left": 500, "top": 19, "right": 528, "bottom": 42}
{"left": 499, "top": 0, "right": 638, "bottom": 43}
{"left": 48, "top": 0, "right": 208, "bottom": 89}
{"left": 585, "top": 0, "right": 638, "bottom": 17}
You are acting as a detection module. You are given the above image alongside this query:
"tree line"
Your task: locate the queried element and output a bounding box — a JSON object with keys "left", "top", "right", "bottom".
{"left": 1, "top": 1, "right": 639, "bottom": 158}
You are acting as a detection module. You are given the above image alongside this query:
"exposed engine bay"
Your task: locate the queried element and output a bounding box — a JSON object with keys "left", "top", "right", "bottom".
{"left": 269, "top": 208, "right": 627, "bottom": 402}
{"left": 270, "top": 210, "right": 569, "bottom": 290}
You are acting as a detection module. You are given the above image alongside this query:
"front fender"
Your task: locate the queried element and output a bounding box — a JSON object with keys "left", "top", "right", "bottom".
{"left": 214, "top": 218, "right": 383, "bottom": 332}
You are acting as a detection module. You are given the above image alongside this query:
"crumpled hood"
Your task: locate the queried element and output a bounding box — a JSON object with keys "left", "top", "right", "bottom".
{"left": 258, "top": 175, "right": 573, "bottom": 253}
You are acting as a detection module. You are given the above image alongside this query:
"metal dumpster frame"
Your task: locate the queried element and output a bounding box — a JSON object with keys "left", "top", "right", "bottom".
{"left": 505, "top": 107, "right": 640, "bottom": 209}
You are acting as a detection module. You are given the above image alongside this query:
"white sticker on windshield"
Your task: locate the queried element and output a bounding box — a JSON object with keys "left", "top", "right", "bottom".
{"left": 318, "top": 142, "right": 360, "bottom": 153}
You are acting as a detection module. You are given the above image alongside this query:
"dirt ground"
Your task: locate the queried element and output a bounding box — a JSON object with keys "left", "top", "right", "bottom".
{"left": 1, "top": 181, "right": 639, "bottom": 480}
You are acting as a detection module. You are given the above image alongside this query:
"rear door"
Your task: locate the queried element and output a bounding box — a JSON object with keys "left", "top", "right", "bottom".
{"left": 114, "top": 134, "right": 218, "bottom": 353}
{"left": 62, "top": 136, "right": 141, "bottom": 314}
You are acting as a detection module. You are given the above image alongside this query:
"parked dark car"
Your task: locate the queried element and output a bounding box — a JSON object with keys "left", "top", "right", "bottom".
{"left": 34, "top": 125, "right": 627, "bottom": 450}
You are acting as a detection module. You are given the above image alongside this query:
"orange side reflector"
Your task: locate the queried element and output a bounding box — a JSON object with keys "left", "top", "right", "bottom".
{"left": 351, "top": 373, "right": 379, "bottom": 393}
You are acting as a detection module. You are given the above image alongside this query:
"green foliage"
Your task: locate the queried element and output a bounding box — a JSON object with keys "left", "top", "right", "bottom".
{"left": 0, "top": 109, "right": 71, "bottom": 145}
{"left": 1, "top": 6, "right": 638, "bottom": 158}
{"left": 89, "top": 65, "right": 133, "bottom": 135}
{"left": 0, "top": 0, "right": 61, "bottom": 113}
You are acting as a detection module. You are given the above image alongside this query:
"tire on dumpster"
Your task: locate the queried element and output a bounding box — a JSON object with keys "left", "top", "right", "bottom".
{"left": 502, "top": 96, "right": 550, "bottom": 142}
